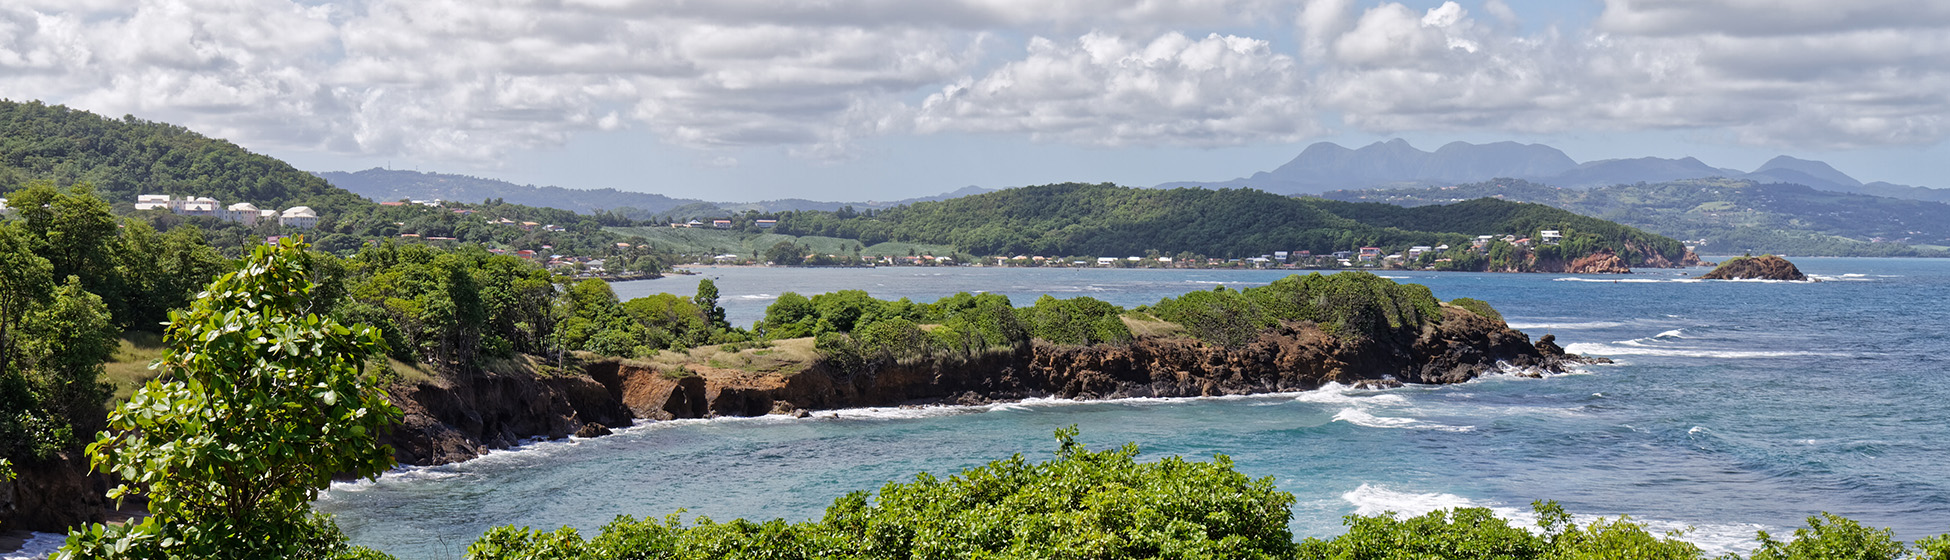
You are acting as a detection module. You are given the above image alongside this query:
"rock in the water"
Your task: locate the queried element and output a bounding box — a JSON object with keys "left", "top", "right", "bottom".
{"left": 1699, "top": 255, "right": 1807, "bottom": 281}
{"left": 574, "top": 423, "right": 612, "bottom": 438}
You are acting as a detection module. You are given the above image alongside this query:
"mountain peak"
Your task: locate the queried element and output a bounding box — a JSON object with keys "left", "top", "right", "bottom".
{"left": 1752, "top": 155, "right": 1861, "bottom": 187}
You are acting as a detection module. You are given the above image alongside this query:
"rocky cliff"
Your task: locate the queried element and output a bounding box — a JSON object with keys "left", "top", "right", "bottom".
{"left": 1699, "top": 255, "right": 1806, "bottom": 281}
{"left": 1564, "top": 248, "right": 1633, "bottom": 274}
{"left": 588, "top": 306, "right": 1595, "bottom": 430}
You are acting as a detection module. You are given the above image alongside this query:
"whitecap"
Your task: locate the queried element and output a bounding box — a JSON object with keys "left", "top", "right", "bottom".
{"left": 1654, "top": 329, "right": 1689, "bottom": 339}
{"left": 1293, "top": 382, "right": 1409, "bottom": 405}
{"left": 1331, "top": 408, "right": 1472, "bottom": 432}
{"left": 1, "top": 532, "right": 66, "bottom": 560}
{"left": 1338, "top": 484, "right": 1769, "bottom": 556}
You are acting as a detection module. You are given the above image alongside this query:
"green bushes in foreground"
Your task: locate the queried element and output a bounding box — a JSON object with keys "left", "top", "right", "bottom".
{"left": 460, "top": 428, "right": 1950, "bottom": 560}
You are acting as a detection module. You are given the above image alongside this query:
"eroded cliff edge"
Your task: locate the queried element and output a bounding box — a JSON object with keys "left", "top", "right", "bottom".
{"left": 385, "top": 306, "right": 1599, "bottom": 466}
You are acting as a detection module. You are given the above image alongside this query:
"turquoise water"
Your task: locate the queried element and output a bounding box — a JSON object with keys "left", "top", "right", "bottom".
{"left": 317, "top": 259, "right": 1950, "bottom": 558}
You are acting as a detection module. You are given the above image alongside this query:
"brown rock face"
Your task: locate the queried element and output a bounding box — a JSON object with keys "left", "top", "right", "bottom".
{"left": 1698, "top": 255, "right": 1807, "bottom": 281}
{"left": 1566, "top": 249, "right": 1632, "bottom": 274}
{"left": 380, "top": 366, "right": 634, "bottom": 466}
{"left": 0, "top": 453, "right": 113, "bottom": 532}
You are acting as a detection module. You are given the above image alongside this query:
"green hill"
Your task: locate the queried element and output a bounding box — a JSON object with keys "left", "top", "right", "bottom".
{"left": 1321, "top": 178, "right": 1950, "bottom": 257}
{"left": 0, "top": 99, "right": 365, "bottom": 213}
{"left": 762, "top": 183, "right": 1692, "bottom": 266}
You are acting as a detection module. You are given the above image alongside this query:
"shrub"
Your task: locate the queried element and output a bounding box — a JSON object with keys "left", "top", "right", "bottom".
{"left": 462, "top": 428, "right": 1296, "bottom": 560}
{"left": 1449, "top": 297, "right": 1505, "bottom": 324}
{"left": 1021, "top": 295, "right": 1133, "bottom": 346}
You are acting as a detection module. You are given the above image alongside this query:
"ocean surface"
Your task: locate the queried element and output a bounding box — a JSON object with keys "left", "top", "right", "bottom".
{"left": 309, "top": 259, "right": 1950, "bottom": 558}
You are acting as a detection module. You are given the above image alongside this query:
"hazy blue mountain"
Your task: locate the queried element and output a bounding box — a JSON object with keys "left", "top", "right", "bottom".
{"left": 316, "top": 168, "right": 994, "bottom": 218}
{"left": 1157, "top": 139, "right": 1575, "bottom": 193}
{"left": 1159, "top": 139, "right": 1950, "bottom": 203}
{"left": 1746, "top": 155, "right": 1860, "bottom": 189}
{"left": 1546, "top": 156, "right": 1740, "bottom": 188}
{"left": 317, "top": 168, "right": 711, "bottom": 215}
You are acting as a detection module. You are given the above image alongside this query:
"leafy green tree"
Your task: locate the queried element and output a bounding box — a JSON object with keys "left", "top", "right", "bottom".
{"left": 18, "top": 277, "right": 117, "bottom": 449}
{"left": 60, "top": 238, "right": 403, "bottom": 560}
{"left": 7, "top": 183, "right": 127, "bottom": 323}
{"left": 1750, "top": 513, "right": 1909, "bottom": 560}
{"left": 693, "top": 278, "right": 728, "bottom": 332}
{"left": 757, "top": 292, "right": 817, "bottom": 339}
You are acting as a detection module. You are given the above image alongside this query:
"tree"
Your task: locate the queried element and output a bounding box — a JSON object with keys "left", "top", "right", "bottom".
{"left": 61, "top": 238, "right": 402, "bottom": 559}
{"left": 18, "top": 277, "right": 117, "bottom": 448}
{"left": 693, "top": 278, "right": 727, "bottom": 332}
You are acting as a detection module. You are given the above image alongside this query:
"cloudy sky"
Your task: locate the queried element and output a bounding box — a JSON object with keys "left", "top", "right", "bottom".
{"left": 3, "top": 0, "right": 1945, "bottom": 201}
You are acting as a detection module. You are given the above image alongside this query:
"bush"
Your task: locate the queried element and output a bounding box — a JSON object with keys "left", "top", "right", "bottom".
{"left": 1449, "top": 297, "right": 1504, "bottom": 325}
{"left": 462, "top": 428, "right": 1296, "bottom": 560}
{"left": 1021, "top": 295, "right": 1133, "bottom": 346}
{"left": 1149, "top": 273, "right": 1444, "bottom": 346}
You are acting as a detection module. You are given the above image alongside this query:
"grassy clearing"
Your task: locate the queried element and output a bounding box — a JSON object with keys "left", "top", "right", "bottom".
{"left": 104, "top": 331, "right": 167, "bottom": 403}
{"left": 636, "top": 337, "right": 820, "bottom": 377}
{"left": 1121, "top": 314, "right": 1185, "bottom": 338}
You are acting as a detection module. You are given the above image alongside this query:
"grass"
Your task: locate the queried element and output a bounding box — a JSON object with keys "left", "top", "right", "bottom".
{"left": 637, "top": 337, "right": 820, "bottom": 376}
{"left": 104, "top": 331, "right": 168, "bottom": 403}
{"left": 1121, "top": 314, "right": 1185, "bottom": 338}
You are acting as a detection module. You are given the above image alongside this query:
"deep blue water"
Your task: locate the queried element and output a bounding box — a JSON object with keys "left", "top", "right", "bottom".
{"left": 317, "top": 259, "right": 1950, "bottom": 558}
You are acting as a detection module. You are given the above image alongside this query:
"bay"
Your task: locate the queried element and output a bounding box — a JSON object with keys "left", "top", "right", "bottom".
{"left": 318, "top": 258, "right": 1950, "bottom": 558}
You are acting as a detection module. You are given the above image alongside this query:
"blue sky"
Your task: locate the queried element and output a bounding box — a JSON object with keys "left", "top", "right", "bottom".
{"left": 4, "top": 0, "right": 1945, "bottom": 201}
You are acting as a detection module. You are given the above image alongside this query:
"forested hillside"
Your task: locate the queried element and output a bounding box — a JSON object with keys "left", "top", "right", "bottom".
{"left": 0, "top": 100, "right": 364, "bottom": 213}
{"left": 1323, "top": 178, "right": 1950, "bottom": 256}
{"left": 770, "top": 183, "right": 1694, "bottom": 266}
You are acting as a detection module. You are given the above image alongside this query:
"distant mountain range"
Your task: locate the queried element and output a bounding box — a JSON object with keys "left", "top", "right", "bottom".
{"left": 1158, "top": 139, "right": 1950, "bottom": 203}
{"left": 314, "top": 168, "right": 992, "bottom": 219}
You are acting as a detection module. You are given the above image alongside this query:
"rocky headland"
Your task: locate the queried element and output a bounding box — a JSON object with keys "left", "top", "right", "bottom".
{"left": 381, "top": 305, "right": 1602, "bottom": 466}
{"left": 1699, "top": 255, "right": 1807, "bottom": 281}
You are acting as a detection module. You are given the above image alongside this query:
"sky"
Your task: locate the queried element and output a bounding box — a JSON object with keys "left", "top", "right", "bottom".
{"left": 1, "top": 0, "right": 1946, "bottom": 202}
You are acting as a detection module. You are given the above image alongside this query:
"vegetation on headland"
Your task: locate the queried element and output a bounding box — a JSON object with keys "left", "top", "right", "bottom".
{"left": 1321, "top": 178, "right": 1950, "bottom": 257}
{"left": 756, "top": 182, "right": 1694, "bottom": 269}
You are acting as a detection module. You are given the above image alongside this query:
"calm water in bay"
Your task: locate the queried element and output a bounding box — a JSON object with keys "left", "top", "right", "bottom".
{"left": 317, "top": 259, "right": 1950, "bottom": 558}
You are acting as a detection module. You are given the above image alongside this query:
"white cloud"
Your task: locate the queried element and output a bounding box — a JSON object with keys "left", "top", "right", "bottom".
{"left": 1, "top": 0, "right": 1947, "bottom": 165}
{"left": 915, "top": 31, "right": 1316, "bottom": 146}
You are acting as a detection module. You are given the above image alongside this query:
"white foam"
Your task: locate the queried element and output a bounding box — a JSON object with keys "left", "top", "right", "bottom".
{"left": 1654, "top": 329, "right": 1689, "bottom": 339}
{"left": 1339, "top": 484, "right": 1768, "bottom": 556}
{"left": 1564, "top": 342, "right": 1848, "bottom": 359}
{"left": 1343, "top": 484, "right": 1491, "bottom": 517}
{"left": 1, "top": 532, "right": 65, "bottom": 560}
{"left": 1293, "top": 382, "right": 1409, "bottom": 405}
{"left": 734, "top": 294, "right": 779, "bottom": 301}
{"left": 1331, "top": 408, "right": 1473, "bottom": 432}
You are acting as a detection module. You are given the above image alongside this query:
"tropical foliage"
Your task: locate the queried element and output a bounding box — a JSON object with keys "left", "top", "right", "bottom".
{"left": 461, "top": 429, "right": 1950, "bottom": 560}
{"left": 60, "top": 239, "right": 399, "bottom": 559}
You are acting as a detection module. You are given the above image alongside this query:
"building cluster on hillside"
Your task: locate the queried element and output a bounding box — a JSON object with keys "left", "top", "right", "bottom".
{"left": 668, "top": 218, "right": 777, "bottom": 229}
{"left": 134, "top": 195, "right": 318, "bottom": 229}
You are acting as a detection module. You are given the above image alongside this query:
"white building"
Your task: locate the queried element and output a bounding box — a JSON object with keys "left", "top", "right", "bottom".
{"left": 180, "top": 197, "right": 218, "bottom": 217}
{"left": 1540, "top": 230, "right": 1563, "bottom": 244}
{"left": 226, "top": 203, "right": 261, "bottom": 226}
{"left": 0, "top": 197, "right": 11, "bottom": 217}
{"left": 135, "top": 194, "right": 177, "bottom": 211}
{"left": 280, "top": 206, "right": 319, "bottom": 229}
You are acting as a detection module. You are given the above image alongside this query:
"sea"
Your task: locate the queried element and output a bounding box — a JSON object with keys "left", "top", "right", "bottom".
{"left": 283, "top": 259, "right": 1945, "bottom": 558}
